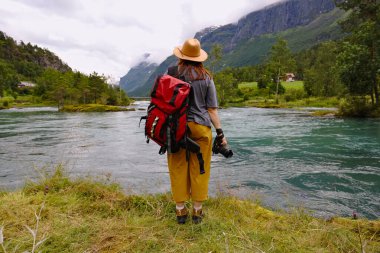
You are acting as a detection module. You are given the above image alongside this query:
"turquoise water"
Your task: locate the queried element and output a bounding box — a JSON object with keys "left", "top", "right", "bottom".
{"left": 0, "top": 105, "right": 379, "bottom": 219}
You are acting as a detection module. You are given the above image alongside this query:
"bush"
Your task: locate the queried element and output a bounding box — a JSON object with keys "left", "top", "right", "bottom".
{"left": 284, "top": 89, "right": 307, "bottom": 102}
{"left": 3, "top": 100, "right": 9, "bottom": 107}
{"left": 269, "top": 82, "right": 285, "bottom": 95}
{"left": 338, "top": 96, "right": 374, "bottom": 117}
{"left": 257, "top": 78, "right": 267, "bottom": 89}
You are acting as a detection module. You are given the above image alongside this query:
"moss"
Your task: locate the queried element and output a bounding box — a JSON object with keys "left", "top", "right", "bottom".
{"left": 1, "top": 169, "right": 379, "bottom": 252}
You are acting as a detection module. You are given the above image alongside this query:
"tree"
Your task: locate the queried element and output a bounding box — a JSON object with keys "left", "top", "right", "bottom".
{"left": 14, "top": 61, "right": 43, "bottom": 81}
{"left": 214, "top": 72, "right": 238, "bottom": 106}
{"left": 335, "top": 0, "right": 380, "bottom": 108}
{"left": 35, "top": 68, "right": 61, "bottom": 100}
{"left": 88, "top": 72, "right": 107, "bottom": 103}
{"left": 209, "top": 44, "right": 223, "bottom": 74}
{"left": 73, "top": 72, "right": 91, "bottom": 104}
{"left": 266, "top": 38, "right": 296, "bottom": 102}
{"left": 303, "top": 41, "right": 344, "bottom": 97}
{"left": 256, "top": 64, "right": 272, "bottom": 90}
{"left": 0, "top": 60, "right": 19, "bottom": 96}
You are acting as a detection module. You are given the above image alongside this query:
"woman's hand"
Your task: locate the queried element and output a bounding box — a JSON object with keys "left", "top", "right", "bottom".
{"left": 220, "top": 136, "right": 227, "bottom": 146}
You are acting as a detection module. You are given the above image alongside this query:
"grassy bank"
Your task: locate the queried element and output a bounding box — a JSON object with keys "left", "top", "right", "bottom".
{"left": 0, "top": 95, "right": 55, "bottom": 109}
{"left": 228, "top": 97, "right": 340, "bottom": 110}
{"left": 0, "top": 95, "right": 134, "bottom": 112}
{"left": 59, "top": 104, "right": 135, "bottom": 112}
{"left": 232, "top": 81, "right": 341, "bottom": 113}
{"left": 0, "top": 169, "right": 379, "bottom": 252}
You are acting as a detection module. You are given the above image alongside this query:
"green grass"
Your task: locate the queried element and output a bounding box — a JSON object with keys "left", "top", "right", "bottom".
{"left": 0, "top": 167, "right": 379, "bottom": 252}
{"left": 238, "top": 81, "right": 303, "bottom": 90}
{"left": 232, "top": 81, "right": 342, "bottom": 112}
{"left": 0, "top": 94, "right": 55, "bottom": 108}
{"left": 0, "top": 96, "right": 13, "bottom": 109}
{"left": 233, "top": 97, "right": 341, "bottom": 111}
{"left": 282, "top": 80, "right": 304, "bottom": 90}
{"left": 238, "top": 82, "right": 258, "bottom": 89}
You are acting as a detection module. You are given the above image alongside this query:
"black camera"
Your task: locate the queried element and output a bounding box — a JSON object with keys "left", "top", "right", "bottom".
{"left": 212, "top": 136, "right": 233, "bottom": 158}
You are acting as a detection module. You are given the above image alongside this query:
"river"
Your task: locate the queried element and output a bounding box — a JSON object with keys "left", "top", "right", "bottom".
{"left": 0, "top": 103, "right": 379, "bottom": 219}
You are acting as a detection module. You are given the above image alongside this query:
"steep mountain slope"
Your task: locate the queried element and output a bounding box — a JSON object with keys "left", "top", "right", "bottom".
{"left": 124, "top": 0, "right": 346, "bottom": 96}
{"left": 129, "top": 55, "right": 177, "bottom": 97}
{"left": 0, "top": 31, "right": 71, "bottom": 73}
{"left": 198, "top": 0, "right": 336, "bottom": 53}
{"left": 222, "top": 7, "right": 346, "bottom": 67}
{"left": 120, "top": 61, "right": 157, "bottom": 96}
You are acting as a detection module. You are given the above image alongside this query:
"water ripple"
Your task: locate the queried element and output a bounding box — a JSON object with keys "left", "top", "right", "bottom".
{"left": 0, "top": 106, "right": 379, "bottom": 219}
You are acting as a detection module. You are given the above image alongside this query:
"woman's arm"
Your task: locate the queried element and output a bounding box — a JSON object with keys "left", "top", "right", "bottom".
{"left": 207, "top": 107, "right": 227, "bottom": 146}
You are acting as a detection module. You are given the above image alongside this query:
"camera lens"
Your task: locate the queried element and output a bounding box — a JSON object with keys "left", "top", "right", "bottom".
{"left": 212, "top": 137, "right": 233, "bottom": 158}
{"left": 219, "top": 147, "right": 233, "bottom": 158}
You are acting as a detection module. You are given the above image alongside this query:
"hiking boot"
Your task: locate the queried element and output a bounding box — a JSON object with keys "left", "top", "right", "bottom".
{"left": 192, "top": 208, "right": 204, "bottom": 224}
{"left": 176, "top": 207, "right": 188, "bottom": 224}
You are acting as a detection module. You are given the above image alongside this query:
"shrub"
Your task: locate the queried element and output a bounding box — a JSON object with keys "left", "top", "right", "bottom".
{"left": 284, "top": 89, "right": 307, "bottom": 102}
{"left": 338, "top": 96, "right": 374, "bottom": 117}
{"left": 257, "top": 78, "right": 267, "bottom": 89}
{"left": 269, "top": 82, "right": 285, "bottom": 95}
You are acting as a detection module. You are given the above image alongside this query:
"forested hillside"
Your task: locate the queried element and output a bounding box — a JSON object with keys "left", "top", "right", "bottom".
{"left": 0, "top": 31, "right": 129, "bottom": 107}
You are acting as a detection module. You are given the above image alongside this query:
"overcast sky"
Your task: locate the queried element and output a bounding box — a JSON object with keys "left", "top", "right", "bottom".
{"left": 0, "top": 0, "right": 281, "bottom": 82}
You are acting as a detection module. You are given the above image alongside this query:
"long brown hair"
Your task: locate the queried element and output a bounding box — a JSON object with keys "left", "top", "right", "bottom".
{"left": 177, "top": 59, "right": 212, "bottom": 81}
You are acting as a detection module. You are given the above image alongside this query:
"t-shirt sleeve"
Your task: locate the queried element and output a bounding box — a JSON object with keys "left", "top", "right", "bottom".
{"left": 206, "top": 79, "right": 218, "bottom": 108}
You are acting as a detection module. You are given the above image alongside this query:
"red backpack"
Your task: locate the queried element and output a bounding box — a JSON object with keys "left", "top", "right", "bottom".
{"left": 140, "top": 69, "right": 205, "bottom": 174}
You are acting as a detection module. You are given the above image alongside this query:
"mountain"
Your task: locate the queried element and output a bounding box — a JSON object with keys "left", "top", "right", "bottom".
{"left": 129, "top": 56, "right": 176, "bottom": 97}
{"left": 123, "top": 0, "right": 346, "bottom": 96}
{"left": 119, "top": 55, "right": 158, "bottom": 96}
{"left": 221, "top": 7, "right": 346, "bottom": 67}
{"left": 0, "top": 31, "right": 71, "bottom": 73}
{"left": 201, "top": 0, "right": 336, "bottom": 52}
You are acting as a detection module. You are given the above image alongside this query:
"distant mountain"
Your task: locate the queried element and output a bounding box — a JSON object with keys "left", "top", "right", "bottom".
{"left": 119, "top": 57, "right": 158, "bottom": 96}
{"left": 194, "top": 26, "right": 221, "bottom": 41}
{"left": 125, "top": 0, "right": 346, "bottom": 96}
{"left": 128, "top": 55, "right": 177, "bottom": 98}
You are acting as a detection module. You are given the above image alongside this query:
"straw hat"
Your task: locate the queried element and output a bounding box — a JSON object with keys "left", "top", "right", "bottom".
{"left": 173, "top": 38, "right": 208, "bottom": 62}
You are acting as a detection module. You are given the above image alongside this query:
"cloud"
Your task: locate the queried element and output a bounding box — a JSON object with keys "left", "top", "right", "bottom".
{"left": 0, "top": 0, "right": 283, "bottom": 79}
{"left": 102, "top": 16, "right": 152, "bottom": 32}
{"left": 13, "top": 0, "right": 82, "bottom": 15}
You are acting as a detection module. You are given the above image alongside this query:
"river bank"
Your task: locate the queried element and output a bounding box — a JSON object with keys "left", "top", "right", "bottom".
{"left": 0, "top": 95, "right": 134, "bottom": 112}
{"left": 58, "top": 104, "right": 136, "bottom": 112}
{"left": 0, "top": 169, "right": 379, "bottom": 252}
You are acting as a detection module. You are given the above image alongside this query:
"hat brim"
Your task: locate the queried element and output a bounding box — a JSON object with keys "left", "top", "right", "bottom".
{"left": 173, "top": 47, "right": 208, "bottom": 62}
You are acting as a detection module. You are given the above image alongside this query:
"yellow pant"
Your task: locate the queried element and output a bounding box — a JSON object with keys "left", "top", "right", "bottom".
{"left": 167, "top": 121, "right": 212, "bottom": 202}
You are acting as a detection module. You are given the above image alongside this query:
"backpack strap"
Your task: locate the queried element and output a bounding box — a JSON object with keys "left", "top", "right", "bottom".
{"left": 185, "top": 136, "right": 205, "bottom": 174}
{"left": 168, "top": 66, "right": 187, "bottom": 82}
{"left": 167, "top": 66, "right": 204, "bottom": 174}
{"left": 167, "top": 66, "right": 179, "bottom": 78}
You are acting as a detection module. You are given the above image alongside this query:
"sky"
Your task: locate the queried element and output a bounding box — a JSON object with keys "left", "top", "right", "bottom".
{"left": 0, "top": 0, "right": 281, "bottom": 82}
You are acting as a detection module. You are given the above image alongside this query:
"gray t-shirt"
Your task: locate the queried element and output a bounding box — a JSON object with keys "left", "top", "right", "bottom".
{"left": 166, "top": 66, "right": 218, "bottom": 127}
{"left": 187, "top": 77, "right": 218, "bottom": 127}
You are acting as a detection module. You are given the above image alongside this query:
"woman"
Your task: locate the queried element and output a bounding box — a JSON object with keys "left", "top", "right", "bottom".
{"left": 168, "top": 38, "right": 227, "bottom": 224}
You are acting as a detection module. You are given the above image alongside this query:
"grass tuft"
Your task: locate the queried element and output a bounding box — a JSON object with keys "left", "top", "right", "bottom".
{"left": 0, "top": 169, "right": 379, "bottom": 252}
